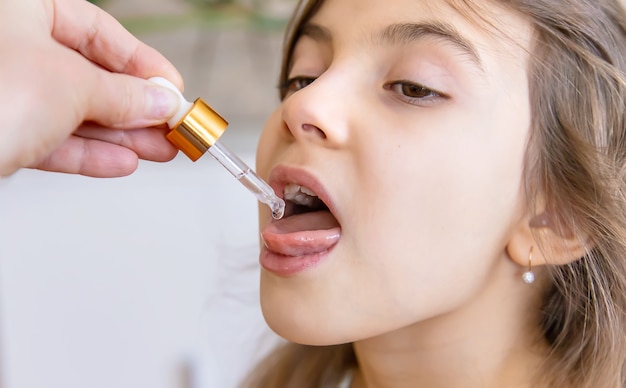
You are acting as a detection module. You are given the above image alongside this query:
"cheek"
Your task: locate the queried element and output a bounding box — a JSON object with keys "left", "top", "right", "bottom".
{"left": 346, "top": 111, "right": 527, "bottom": 309}
{"left": 256, "top": 108, "right": 284, "bottom": 180}
{"left": 256, "top": 109, "right": 286, "bottom": 227}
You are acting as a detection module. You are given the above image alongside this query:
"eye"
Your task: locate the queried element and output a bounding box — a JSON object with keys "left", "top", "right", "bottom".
{"left": 385, "top": 80, "right": 448, "bottom": 106}
{"left": 279, "top": 76, "right": 317, "bottom": 97}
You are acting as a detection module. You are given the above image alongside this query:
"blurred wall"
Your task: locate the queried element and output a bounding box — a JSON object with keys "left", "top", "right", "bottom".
{"left": 0, "top": 1, "right": 290, "bottom": 387}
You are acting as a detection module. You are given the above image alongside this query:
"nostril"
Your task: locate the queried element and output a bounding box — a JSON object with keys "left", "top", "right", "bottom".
{"left": 302, "top": 123, "right": 327, "bottom": 139}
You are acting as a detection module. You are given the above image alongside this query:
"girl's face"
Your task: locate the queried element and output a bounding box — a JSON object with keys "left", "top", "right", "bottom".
{"left": 256, "top": 0, "right": 534, "bottom": 345}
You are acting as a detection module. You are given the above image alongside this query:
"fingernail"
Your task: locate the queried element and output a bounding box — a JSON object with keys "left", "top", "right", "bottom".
{"left": 146, "top": 85, "right": 180, "bottom": 120}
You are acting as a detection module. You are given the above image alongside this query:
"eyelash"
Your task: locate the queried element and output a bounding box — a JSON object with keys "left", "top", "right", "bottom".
{"left": 279, "top": 76, "right": 448, "bottom": 106}
{"left": 384, "top": 81, "right": 448, "bottom": 106}
{"left": 279, "top": 76, "right": 316, "bottom": 97}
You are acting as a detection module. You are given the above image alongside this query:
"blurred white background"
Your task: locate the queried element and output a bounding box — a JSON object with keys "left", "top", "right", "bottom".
{"left": 0, "top": 0, "right": 293, "bottom": 387}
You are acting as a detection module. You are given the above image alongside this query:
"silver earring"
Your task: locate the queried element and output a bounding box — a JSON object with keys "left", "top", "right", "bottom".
{"left": 522, "top": 246, "right": 535, "bottom": 284}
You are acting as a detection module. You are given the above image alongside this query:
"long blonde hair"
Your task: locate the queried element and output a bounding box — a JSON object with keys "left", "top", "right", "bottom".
{"left": 243, "top": 0, "right": 626, "bottom": 386}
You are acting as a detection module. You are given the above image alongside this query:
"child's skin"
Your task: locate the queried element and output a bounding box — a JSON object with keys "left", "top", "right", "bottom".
{"left": 255, "top": 0, "right": 571, "bottom": 386}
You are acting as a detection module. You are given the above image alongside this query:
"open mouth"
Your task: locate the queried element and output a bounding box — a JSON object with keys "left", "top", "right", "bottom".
{"left": 285, "top": 183, "right": 326, "bottom": 214}
{"left": 261, "top": 180, "right": 341, "bottom": 257}
{"left": 274, "top": 183, "right": 340, "bottom": 234}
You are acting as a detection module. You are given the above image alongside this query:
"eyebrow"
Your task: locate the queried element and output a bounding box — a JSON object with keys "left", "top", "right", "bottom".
{"left": 300, "top": 23, "right": 332, "bottom": 42}
{"left": 299, "top": 21, "right": 484, "bottom": 72}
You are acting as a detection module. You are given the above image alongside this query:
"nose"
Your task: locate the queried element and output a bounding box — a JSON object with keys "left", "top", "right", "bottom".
{"left": 280, "top": 72, "right": 350, "bottom": 148}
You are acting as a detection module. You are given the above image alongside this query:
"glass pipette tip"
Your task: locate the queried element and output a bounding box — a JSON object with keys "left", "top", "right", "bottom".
{"left": 208, "top": 141, "right": 285, "bottom": 219}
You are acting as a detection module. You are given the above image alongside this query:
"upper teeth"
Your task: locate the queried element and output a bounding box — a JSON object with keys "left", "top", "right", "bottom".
{"left": 284, "top": 184, "right": 319, "bottom": 207}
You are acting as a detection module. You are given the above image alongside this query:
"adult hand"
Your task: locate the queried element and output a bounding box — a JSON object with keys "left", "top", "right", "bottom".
{"left": 0, "top": 0, "right": 184, "bottom": 178}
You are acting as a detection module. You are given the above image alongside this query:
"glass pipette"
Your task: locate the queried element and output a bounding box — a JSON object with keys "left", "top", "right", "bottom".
{"left": 208, "top": 140, "right": 285, "bottom": 219}
{"left": 149, "top": 77, "right": 285, "bottom": 219}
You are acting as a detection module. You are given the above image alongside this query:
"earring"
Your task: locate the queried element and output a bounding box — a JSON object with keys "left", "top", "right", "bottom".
{"left": 522, "top": 246, "right": 535, "bottom": 284}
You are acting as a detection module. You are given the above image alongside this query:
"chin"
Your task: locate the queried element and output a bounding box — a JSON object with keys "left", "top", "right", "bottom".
{"left": 265, "top": 318, "right": 355, "bottom": 346}
{"left": 259, "top": 284, "right": 359, "bottom": 346}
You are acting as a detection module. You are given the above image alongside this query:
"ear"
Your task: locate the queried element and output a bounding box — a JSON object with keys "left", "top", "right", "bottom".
{"left": 506, "top": 211, "right": 590, "bottom": 267}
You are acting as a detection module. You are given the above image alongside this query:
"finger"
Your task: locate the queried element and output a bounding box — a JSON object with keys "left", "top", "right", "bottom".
{"left": 33, "top": 135, "right": 140, "bottom": 178}
{"left": 74, "top": 123, "right": 178, "bottom": 162}
{"left": 77, "top": 68, "right": 181, "bottom": 129}
{"left": 49, "top": 0, "right": 183, "bottom": 89}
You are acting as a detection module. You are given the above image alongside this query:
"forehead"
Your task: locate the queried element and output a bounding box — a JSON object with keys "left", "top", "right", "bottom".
{"left": 304, "top": 0, "right": 532, "bottom": 67}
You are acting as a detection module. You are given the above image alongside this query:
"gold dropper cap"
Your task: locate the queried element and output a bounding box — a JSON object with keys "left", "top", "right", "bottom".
{"left": 166, "top": 98, "right": 228, "bottom": 161}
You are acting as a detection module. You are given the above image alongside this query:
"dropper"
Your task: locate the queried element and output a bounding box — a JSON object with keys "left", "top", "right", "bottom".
{"left": 149, "top": 77, "right": 285, "bottom": 220}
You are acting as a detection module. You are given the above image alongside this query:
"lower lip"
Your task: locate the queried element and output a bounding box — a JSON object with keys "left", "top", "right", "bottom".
{"left": 259, "top": 246, "right": 336, "bottom": 277}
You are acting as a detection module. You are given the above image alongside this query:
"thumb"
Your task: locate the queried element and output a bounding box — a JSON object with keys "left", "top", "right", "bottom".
{"left": 83, "top": 69, "right": 181, "bottom": 129}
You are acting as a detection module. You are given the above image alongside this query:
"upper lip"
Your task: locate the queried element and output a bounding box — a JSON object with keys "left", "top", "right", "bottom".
{"left": 268, "top": 164, "right": 339, "bottom": 222}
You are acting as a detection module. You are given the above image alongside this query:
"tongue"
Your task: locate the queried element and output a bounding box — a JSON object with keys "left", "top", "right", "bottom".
{"left": 261, "top": 210, "right": 341, "bottom": 256}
